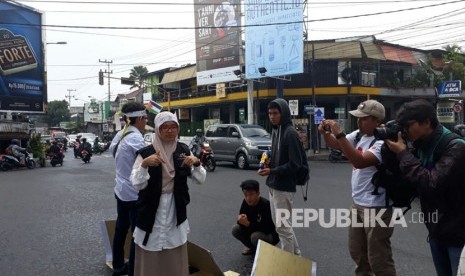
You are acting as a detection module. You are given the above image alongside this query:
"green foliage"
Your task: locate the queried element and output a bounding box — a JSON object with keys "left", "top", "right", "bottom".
{"left": 129, "top": 65, "right": 149, "bottom": 89}
{"left": 38, "top": 100, "right": 70, "bottom": 127}
{"left": 28, "top": 133, "right": 46, "bottom": 167}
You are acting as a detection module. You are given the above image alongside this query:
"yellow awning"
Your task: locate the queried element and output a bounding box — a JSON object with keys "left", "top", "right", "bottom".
{"left": 159, "top": 65, "right": 196, "bottom": 85}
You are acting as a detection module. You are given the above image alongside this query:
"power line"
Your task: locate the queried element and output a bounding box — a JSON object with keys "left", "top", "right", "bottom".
{"left": 3, "top": 0, "right": 464, "bottom": 30}
{"left": 15, "top": 0, "right": 457, "bottom": 5}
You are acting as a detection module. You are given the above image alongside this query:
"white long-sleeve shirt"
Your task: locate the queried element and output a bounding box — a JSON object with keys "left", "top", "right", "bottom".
{"left": 109, "top": 126, "right": 145, "bottom": 202}
{"left": 130, "top": 160, "right": 189, "bottom": 252}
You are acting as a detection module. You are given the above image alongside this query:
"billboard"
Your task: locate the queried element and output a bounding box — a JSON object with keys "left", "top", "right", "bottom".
{"left": 0, "top": 1, "right": 45, "bottom": 113}
{"left": 83, "top": 100, "right": 105, "bottom": 123}
{"left": 245, "top": 0, "right": 303, "bottom": 79}
{"left": 194, "top": 0, "right": 241, "bottom": 85}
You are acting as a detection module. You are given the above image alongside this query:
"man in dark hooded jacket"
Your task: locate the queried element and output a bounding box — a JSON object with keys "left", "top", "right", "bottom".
{"left": 258, "top": 98, "right": 306, "bottom": 255}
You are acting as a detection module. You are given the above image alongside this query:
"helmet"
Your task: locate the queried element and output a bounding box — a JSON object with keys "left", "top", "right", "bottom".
{"left": 10, "top": 139, "right": 20, "bottom": 145}
{"left": 196, "top": 129, "right": 203, "bottom": 136}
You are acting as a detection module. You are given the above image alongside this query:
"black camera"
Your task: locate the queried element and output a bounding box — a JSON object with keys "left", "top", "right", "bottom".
{"left": 373, "top": 120, "right": 404, "bottom": 141}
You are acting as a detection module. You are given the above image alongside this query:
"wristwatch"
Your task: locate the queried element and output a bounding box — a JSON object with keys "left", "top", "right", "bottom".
{"left": 335, "top": 132, "right": 346, "bottom": 140}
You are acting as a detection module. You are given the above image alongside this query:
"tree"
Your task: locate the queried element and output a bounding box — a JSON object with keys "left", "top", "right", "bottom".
{"left": 129, "top": 65, "right": 149, "bottom": 89}
{"left": 38, "top": 100, "right": 70, "bottom": 127}
{"left": 442, "top": 44, "right": 465, "bottom": 83}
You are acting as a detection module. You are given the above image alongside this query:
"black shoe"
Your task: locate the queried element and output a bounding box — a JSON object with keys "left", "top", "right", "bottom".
{"left": 112, "top": 263, "right": 128, "bottom": 276}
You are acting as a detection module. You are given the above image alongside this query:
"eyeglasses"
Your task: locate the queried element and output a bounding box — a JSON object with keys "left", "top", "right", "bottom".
{"left": 160, "top": 125, "right": 178, "bottom": 132}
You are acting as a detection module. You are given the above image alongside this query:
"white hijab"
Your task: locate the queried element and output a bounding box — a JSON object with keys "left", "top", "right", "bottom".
{"left": 153, "top": 112, "right": 179, "bottom": 192}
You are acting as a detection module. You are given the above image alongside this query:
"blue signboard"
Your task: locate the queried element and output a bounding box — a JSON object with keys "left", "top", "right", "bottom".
{"left": 245, "top": 0, "right": 303, "bottom": 79}
{"left": 438, "top": 81, "right": 462, "bottom": 98}
{"left": 0, "top": 1, "right": 45, "bottom": 113}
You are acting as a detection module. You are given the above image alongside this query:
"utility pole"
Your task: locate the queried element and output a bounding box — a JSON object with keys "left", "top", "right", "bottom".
{"left": 99, "top": 59, "right": 113, "bottom": 120}
{"left": 66, "top": 89, "right": 76, "bottom": 109}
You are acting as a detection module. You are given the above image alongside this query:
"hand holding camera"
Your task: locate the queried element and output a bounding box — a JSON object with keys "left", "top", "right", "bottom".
{"left": 374, "top": 120, "right": 407, "bottom": 154}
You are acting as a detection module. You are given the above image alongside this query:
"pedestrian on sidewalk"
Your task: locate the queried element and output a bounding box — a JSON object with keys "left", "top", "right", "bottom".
{"left": 258, "top": 98, "right": 308, "bottom": 256}
{"left": 319, "top": 100, "right": 397, "bottom": 276}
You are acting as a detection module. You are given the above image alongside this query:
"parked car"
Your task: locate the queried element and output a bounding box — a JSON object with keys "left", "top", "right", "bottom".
{"left": 205, "top": 124, "right": 271, "bottom": 169}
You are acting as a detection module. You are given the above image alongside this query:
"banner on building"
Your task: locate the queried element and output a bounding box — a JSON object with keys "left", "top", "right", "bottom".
{"left": 0, "top": 1, "right": 46, "bottom": 113}
{"left": 438, "top": 81, "right": 462, "bottom": 98}
{"left": 245, "top": 0, "right": 304, "bottom": 79}
{"left": 194, "top": 0, "right": 241, "bottom": 85}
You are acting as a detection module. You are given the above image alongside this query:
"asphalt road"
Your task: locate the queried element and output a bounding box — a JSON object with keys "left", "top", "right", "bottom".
{"left": 0, "top": 151, "right": 436, "bottom": 275}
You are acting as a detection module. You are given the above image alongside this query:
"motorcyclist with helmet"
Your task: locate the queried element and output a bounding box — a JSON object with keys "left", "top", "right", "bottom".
{"left": 7, "top": 139, "right": 26, "bottom": 165}
{"left": 49, "top": 140, "right": 64, "bottom": 162}
{"left": 93, "top": 137, "right": 102, "bottom": 154}
{"left": 190, "top": 128, "right": 208, "bottom": 158}
{"left": 79, "top": 137, "right": 93, "bottom": 157}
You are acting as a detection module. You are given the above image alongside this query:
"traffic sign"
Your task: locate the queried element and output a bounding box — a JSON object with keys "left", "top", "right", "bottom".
{"left": 335, "top": 107, "right": 345, "bottom": 114}
{"left": 453, "top": 103, "right": 463, "bottom": 113}
{"left": 314, "top": 107, "right": 325, "bottom": 124}
{"left": 289, "top": 100, "right": 299, "bottom": 116}
{"left": 304, "top": 105, "right": 315, "bottom": 113}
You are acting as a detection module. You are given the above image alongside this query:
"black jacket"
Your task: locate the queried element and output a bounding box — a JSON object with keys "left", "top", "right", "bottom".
{"left": 135, "top": 142, "right": 192, "bottom": 246}
{"left": 238, "top": 197, "right": 279, "bottom": 243}
{"left": 398, "top": 125, "right": 465, "bottom": 247}
{"left": 266, "top": 98, "right": 306, "bottom": 192}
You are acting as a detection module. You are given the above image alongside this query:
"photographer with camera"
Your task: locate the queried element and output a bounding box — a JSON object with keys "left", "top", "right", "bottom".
{"left": 384, "top": 99, "right": 465, "bottom": 276}
{"left": 319, "top": 100, "right": 397, "bottom": 276}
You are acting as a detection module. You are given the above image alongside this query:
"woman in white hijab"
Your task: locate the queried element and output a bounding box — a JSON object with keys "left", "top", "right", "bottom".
{"left": 130, "top": 112, "right": 199, "bottom": 276}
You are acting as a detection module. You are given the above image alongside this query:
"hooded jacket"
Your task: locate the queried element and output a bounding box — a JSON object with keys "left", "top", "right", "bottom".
{"left": 398, "top": 125, "right": 465, "bottom": 247}
{"left": 266, "top": 98, "right": 306, "bottom": 192}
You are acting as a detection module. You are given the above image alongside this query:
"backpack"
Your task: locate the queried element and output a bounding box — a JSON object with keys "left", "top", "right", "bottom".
{"left": 371, "top": 131, "right": 465, "bottom": 215}
{"left": 296, "top": 139, "right": 310, "bottom": 201}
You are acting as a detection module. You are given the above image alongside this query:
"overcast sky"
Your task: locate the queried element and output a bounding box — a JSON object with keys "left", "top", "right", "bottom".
{"left": 14, "top": 0, "right": 465, "bottom": 105}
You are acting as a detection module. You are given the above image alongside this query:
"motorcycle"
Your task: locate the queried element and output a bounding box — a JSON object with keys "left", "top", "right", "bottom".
{"left": 93, "top": 143, "right": 106, "bottom": 155}
{"left": 81, "top": 149, "right": 91, "bottom": 163}
{"left": 49, "top": 152, "right": 64, "bottom": 167}
{"left": 328, "top": 148, "right": 348, "bottom": 163}
{"left": 0, "top": 151, "right": 35, "bottom": 171}
{"left": 199, "top": 142, "right": 216, "bottom": 172}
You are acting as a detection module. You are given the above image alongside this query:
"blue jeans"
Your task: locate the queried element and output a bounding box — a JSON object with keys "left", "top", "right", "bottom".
{"left": 112, "top": 194, "right": 137, "bottom": 276}
{"left": 429, "top": 238, "right": 463, "bottom": 276}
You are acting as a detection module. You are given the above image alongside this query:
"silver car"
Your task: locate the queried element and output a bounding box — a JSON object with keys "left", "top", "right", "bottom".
{"left": 205, "top": 124, "right": 271, "bottom": 169}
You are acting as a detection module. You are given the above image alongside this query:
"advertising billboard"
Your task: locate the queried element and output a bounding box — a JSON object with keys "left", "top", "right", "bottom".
{"left": 0, "top": 1, "right": 45, "bottom": 113}
{"left": 83, "top": 100, "right": 105, "bottom": 123}
{"left": 194, "top": 0, "right": 241, "bottom": 85}
{"left": 245, "top": 0, "right": 303, "bottom": 79}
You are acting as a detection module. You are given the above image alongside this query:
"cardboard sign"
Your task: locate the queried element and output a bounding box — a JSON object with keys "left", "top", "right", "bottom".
{"left": 251, "top": 240, "right": 317, "bottom": 276}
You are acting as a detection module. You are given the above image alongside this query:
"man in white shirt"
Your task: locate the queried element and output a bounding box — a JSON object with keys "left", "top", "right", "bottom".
{"left": 319, "top": 100, "right": 396, "bottom": 276}
{"left": 109, "top": 102, "right": 148, "bottom": 276}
